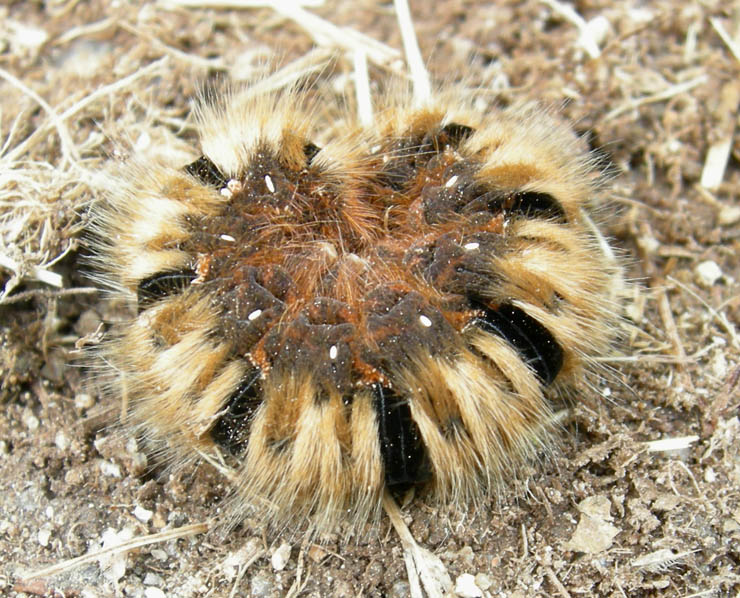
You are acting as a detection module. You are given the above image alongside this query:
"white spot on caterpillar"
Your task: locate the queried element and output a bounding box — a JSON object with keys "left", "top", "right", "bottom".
{"left": 248, "top": 309, "right": 262, "bottom": 321}
{"left": 445, "top": 175, "right": 459, "bottom": 188}
{"left": 220, "top": 234, "right": 236, "bottom": 242}
{"left": 419, "top": 315, "right": 432, "bottom": 327}
{"left": 264, "top": 174, "right": 275, "bottom": 193}
{"left": 463, "top": 242, "right": 479, "bottom": 250}
{"left": 329, "top": 345, "right": 338, "bottom": 360}
{"left": 221, "top": 178, "right": 242, "bottom": 198}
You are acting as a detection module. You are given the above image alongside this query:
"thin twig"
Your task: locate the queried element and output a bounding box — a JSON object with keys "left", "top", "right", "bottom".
{"left": 605, "top": 75, "right": 707, "bottom": 121}
{"left": 353, "top": 48, "right": 373, "bottom": 127}
{"left": 23, "top": 522, "right": 208, "bottom": 580}
{"left": 0, "top": 252, "right": 63, "bottom": 289}
{"left": 541, "top": 0, "right": 601, "bottom": 59}
{"left": 666, "top": 275, "right": 739, "bottom": 350}
{"left": 644, "top": 435, "right": 700, "bottom": 453}
{"left": 656, "top": 287, "right": 693, "bottom": 391}
{"left": 394, "top": 0, "right": 431, "bottom": 106}
{"left": 710, "top": 18, "right": 740, "bottom": 63}
{"left": 4, "top": 57, "right": 169, "bottom": 164}
{"left": 0, "top": 67, "right": 79, "bottom": 166}
{"left": 383, "top": 491, "right": 452, "bottom": 598}
{"left": 228, "top": 548, "right": 264, "bottom": 598}
{"left": 544, "top": 565, "right": 573, "bottom": 598}
{"left": 0, "top": 286, "right": 98, "bottom": 305}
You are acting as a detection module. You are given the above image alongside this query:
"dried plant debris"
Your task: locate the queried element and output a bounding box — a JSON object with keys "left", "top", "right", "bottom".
{"left": 1, "top": 1, "right": 739, "bottom": 597}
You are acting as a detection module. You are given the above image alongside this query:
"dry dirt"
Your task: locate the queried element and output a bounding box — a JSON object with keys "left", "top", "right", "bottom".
{"left": 1, "top": 1, "right": 739, "bottom": 597}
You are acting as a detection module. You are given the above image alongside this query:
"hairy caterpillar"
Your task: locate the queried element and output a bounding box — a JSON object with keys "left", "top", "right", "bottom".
{"left": 90, "top": 81, "right": 622, "bottom": 536}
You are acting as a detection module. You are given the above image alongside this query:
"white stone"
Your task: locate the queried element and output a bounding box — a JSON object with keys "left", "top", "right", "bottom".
{"left": 54, "top": 431, "right": 69, "bottom": 451}
{"left": 566, "top": 496, "right": 620, "bottom": 553}
{"left": 474, "top": 573, "right": 492, "bottom": 591}
{"left": 38, "top": 526, "right": 52, "bottom": 547}
{"left": 271, "top": 542, "right": 291, "bottom": 571}
{"left": 694, "top": 260, "right": 722, "bottom": 287}
{"left": 99, "top": 460, "right": 122, "bottom": 478}
{"left": 7, "top": 20, "right": 48, "bottom": 51}
{"left": 454, "top": 573, "right": 483, "bottom": 597}
{"left": 75, "top": 393, "right": 95, "bottom": 409}
{"left": 99, "top": 527, "right": 135, "bottom": 583}
{"left": 704, "top": 467, "right": 716, "bottom": 483}
{"left": 144, "top": 572, "right": 164, "bottom": 586}
{"left": 133, "top": 505, "right": 153, "bottom": 523}
{"left": 719, "top": 205, "right": 740, "bottom": 225}
{"left": 23, "top": 411, "right": 39, "bottom": 431}
{"left": 585, "top": 15, "right": 611, "bottom": 46}
{"left": 710, "top": 351, "right": 728, "bottom": 379}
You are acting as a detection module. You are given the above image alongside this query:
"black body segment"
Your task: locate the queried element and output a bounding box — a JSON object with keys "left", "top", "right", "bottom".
{"left": 472, "top": 301, "right": 564, "bottom": 385}
{"left": 372, "top": 384, "right": 430, "bottom": 487}
{"left": 507, "top": 191, "right": 566, "bottom": 222}
{"left": 185, "top": 155, "right": 228, "bottom": 188}
{"left": 210, "top": 369, "right": 263, "bottom": 455}
{"left": 303, "top": 142, "right": 321, "bottom": 164}
{"left": 137, "top": 269, "right": 196, "bottom": 311}
{"left": 437, "top": 122, "right": 475, "bottom": 147}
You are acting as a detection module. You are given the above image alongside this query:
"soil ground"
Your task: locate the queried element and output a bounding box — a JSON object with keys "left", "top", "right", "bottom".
{"left": 1, "top": 1, "right": 739, "bottom": 597}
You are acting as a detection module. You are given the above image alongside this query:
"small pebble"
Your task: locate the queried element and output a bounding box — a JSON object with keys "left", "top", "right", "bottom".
{"left": 586, "top": 15, "right": 611, "bottom": 45}
{"left": 75, "top": 393, "right": 95, "bottom": 410}
{"left": 144, "top": 588, "right": 166, "bottom": 598}
{"left": 144, "top": 572, "right": 164, "bottom": 586}
{"left": 23, "top": 411, "right": 39, "bottom": 432}
{"left": 55, "top": 431, "right": 69, "bottom": 451}
{"left": 390, "top": 581, "right": 411, "bottom": 598}
{"left": 133, "top": 505, "right": 153, "bottom": 523}
{"left": 99, "top": 460, "right": 122, "bottom": 478}
{"left": 271, "top": 542, "right": 291, "bottom": 571}
{"left": 694, "top": 260, "right": 722, "bottom": 287}
{"left": 456, "top": 546, "right": 475, "bottom": 566}
{"left": 474, "top": 573, "right": 492, "bottom": 591}
{"left": 710, "top": 351, "right": 728, "bottom": 379}
{"left": 308, "top": 544, "right": 329, "bottom": 563}
{"left": 37, "top": 527, "right": 52, "bottom": 547}
{"left": 719, "top": 205, "right": 740, "bottom": 225}
{"left": 250, "top": 571, "right": 274, "bottom": 597}
{"left": 454, "top": 573, "right": 483, "bottom": 598}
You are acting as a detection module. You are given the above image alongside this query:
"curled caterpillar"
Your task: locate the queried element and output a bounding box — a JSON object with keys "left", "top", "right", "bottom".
{"left": 90, "top": 82, "right": 622, "bottom": 535}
